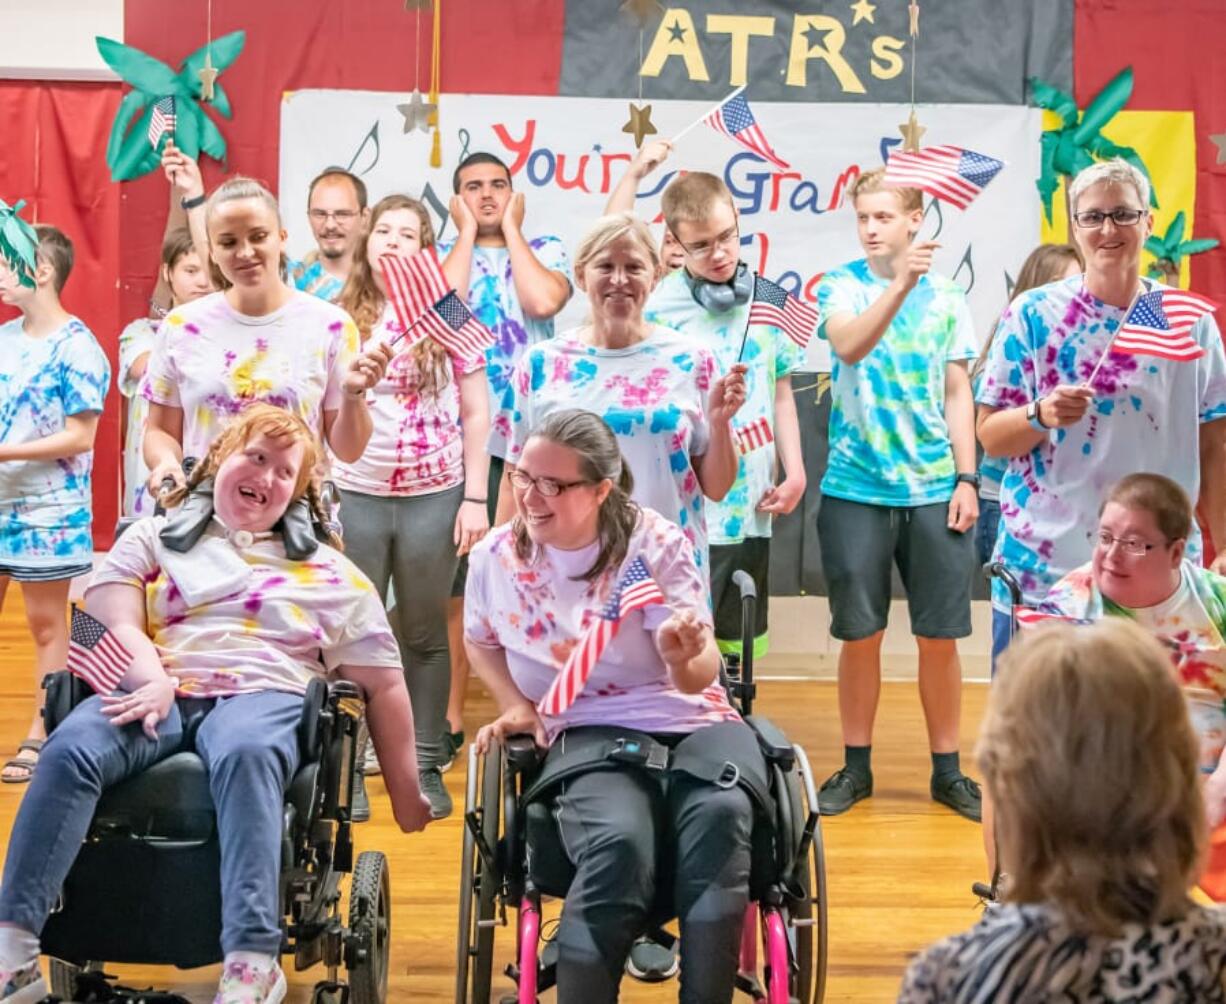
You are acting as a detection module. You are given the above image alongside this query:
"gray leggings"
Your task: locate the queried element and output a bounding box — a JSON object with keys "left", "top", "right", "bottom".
{"left": 338, "top": 486, "right": 462, "bottom": 765}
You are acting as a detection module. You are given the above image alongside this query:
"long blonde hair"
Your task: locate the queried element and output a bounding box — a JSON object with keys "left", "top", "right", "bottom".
{"left": 982, "top": 619, "right": 1205, "bottom": 935}
{"left": 338, "top": 194, "right": 451, "bottom": 401}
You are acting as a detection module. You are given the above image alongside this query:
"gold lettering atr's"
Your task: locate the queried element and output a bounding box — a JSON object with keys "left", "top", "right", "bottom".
{"left": 640, "top": 8, "right": 906, "bottom": 93}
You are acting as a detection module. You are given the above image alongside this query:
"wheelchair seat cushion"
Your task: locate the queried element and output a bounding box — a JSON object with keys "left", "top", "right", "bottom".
{"left": 92, "top": 752, "right": 216, "bottom": 841}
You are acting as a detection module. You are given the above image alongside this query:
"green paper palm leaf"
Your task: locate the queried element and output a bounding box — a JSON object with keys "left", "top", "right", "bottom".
{"left": 1144, "top": 211, "right": 1220, "bottom": 278}
{"left": 0, "top": 199, "right": 40, "bottom": 287}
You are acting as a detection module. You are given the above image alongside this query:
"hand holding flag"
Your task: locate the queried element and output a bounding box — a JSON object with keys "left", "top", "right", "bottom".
{"left": 147, "top": 96, "right": 177, "bottom": 151}
{"left": 883, "top": 145, "right": 1003, "bottom": 210}
{"left": 378, "top": 249, "right": 494, "bottom": 361}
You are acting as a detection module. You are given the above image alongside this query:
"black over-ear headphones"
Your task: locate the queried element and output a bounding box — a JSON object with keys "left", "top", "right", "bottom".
{"left": 684, "top": 261, "right": 753, "bottom": 314}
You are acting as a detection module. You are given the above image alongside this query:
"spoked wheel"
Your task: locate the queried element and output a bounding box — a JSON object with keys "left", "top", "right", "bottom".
{"left": 456, "top": 742, "right": 503, "bottom": 1004}
{"left": 791, "top": 745, "right": 828, "bottom": 1004}
{"left": 348, "top": 850, "right": 391, "bottom": 1004}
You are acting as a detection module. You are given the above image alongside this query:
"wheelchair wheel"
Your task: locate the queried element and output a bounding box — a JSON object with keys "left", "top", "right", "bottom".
{"left": 791, "top": 746, "right": 828, "bottom": 1004}
{"left": 456, "top": 741, "right": 503, "bottom": 1004}
{"left": 48, "top": 958, "right": 106, "bottom": 1002}
{"left": 348, "top": 850, "right": 391, "bottom": 1004}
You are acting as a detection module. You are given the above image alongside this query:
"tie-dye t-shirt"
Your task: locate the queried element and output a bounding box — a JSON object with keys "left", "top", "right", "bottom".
{"left": 88, "top": 516, "right": 402, "bottom": 697}
{"left": 645, "top": 269, "right": 803, "bottom": 545}
{"left": 977, "top": 276, "right": 1226, "bottom": 610}
{"left": 118, "top": 316, "right": 157, "bottom": 516}
{"left": 288, "top": 255, "right": 344, "bottom": 303}
{"left": 488, "top": 326, "right": 715, "bottom": 569}
{"left": 438, "top": 236, "right": 571, "bottom": 435}
{"left": 332, "top": 302, "right": 485, "bottom": 496}
{"left": 141, "top": 290, "right": 359, "bottom": 464}
{"left": 0, "top": 316, "right": 110, "bottom": 568}
{"left": 465, "top": 507, "right": 739, "bottom": 742}
{"left": 816, "top": 259, "right": 977, "bottom": 506}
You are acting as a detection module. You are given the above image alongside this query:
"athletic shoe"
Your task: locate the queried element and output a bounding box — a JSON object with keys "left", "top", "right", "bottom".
{"left": 625, "top": 936, "right": 679, "bottom": 983}
{"left": 0, "top": 960, "right": 45, "bottom": 1004}
{"left": 816, "top": 767, "right": 872, "bottom": 815}
{"left": 212, "top": 958, "right": 287, "bottom": 1004}
{"left": 362, "top": 743, "right": 381, "bottom": 776}
{"left": 419, "top": 766, "right": 453, "bottom": 820}
{"left": 439, "top": 729, "right": 465, "bottom": 774}
{"left": 932, "top": 773, "right": 982, "bottom": 822}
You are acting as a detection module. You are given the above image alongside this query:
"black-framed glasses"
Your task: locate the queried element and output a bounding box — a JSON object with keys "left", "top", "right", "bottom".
{"left": 308, "top": 209, "right": 359, "bottom": 223}
{"left": 678, "top": 225, "right": 740, "bottom": 259}
{"left": 1094, "top": 529, "right": 1159, "bottom": 557}
{"left": 508, "top": 470, "right": 595, "bottom": 497}
{"left": 1072, "top": 208, "right": 1146, "bottom": 229}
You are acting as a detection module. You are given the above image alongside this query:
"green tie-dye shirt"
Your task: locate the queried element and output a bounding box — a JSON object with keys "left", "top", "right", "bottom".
{"left": 816, "top": 259, "right": 976, "bottom": 506}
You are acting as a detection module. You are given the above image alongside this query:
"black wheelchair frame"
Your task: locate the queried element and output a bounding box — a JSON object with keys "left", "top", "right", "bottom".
{"left": 454, "top": 571, "right": 828, "bottom": 1003}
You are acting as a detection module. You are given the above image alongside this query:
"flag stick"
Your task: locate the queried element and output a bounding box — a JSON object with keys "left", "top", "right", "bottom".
{"left": 1081, "top": 283, "right": 1144, "bottom": 391}
{"left": 670, "top": 84, "right": 747, "bottom": 146}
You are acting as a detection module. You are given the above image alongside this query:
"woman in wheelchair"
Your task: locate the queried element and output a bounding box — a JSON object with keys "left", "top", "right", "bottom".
{"left": 464, "top": 408, "right": 770, "bottom": 1004}
{"left": 0, "top": 404, "right": 431, "bottom": 1004}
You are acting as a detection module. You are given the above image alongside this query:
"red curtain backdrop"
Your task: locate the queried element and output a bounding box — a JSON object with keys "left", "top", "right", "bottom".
{"left": 0, "top": 80, "right": 123, "bottom": 547}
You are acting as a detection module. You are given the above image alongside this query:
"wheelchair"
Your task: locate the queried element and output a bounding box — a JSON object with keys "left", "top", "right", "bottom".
{"left": 455, "top": 572, "right": 828, "bottom": 1003}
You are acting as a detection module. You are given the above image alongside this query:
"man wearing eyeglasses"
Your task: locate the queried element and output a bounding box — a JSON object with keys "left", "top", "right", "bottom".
{"left": 977, "top": 158, "right": 1226, "bottom": 673}
{"left": 288, "top": 168, "right": 370, "bottom": 302}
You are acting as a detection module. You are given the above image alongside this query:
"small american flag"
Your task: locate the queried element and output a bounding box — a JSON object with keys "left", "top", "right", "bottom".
{"left": 378, "top": 250, "right": 493, "bottom": 360}
{"left": 67, "top": 605, "right": 132, "bottom": 694}
{"left": 1112, "top": 288, "right": 1216, "bottom": 362}
{"left": 735, "top": 416, "right": 774, "bottom": 455}
{"left": 748, "top": 274, "right": 817, "bottom": 349}
{"left": 1014, "top": 608, "right": 1093, "bottom": 629}
{"left": 883, "top": 145, "right": 1003, "bottom": 210}
{"left": 147, "top": 96, "right": 176, "bottom": 151}
{"left": 702, "top": 93, "right": 789, "bottom": 171}
{"left": 538, "top": 557, "right": 666, "bottom": 718}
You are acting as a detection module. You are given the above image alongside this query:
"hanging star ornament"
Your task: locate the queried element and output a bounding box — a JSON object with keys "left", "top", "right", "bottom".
{"left": 850, "top": 0, "right": 876, "bottom": 25}
{"left": 909, "top": 0, "right": 920, "bottom": 36}
{"left": 622, "top": 102, "right": 657, "bottom": 148}
{"left": 397, "top": 89, "right": 436, "bottom": 134}
{"left": 899, "top": 109, "right": 926, "bottom": 151}
{"left": 197, "top": 49, "right": 219, "bottom": 103}
{"left": 619, "top": 0, "right": 663, "bottom": 26}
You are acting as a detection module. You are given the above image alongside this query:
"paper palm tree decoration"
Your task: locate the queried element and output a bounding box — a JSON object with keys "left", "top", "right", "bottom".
{"left": 95, "top": 31, "right": 245, "bottom": 182}
{"left": 0, "top": 199, "right": 40, "bottom": 288}
{"left": 1030, "top": 67, "right": 1156, "bottom": 224}
{"left": 1145, "top": 211, "right": 1220, "bottom": 281}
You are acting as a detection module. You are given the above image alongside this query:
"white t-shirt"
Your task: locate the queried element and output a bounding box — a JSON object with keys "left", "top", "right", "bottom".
{"left": 465, "top": 508, "right": 739, "bottom": 742}
{"left": 118, "top": 316, "right": 157, "bottom": 516}
{"left": 88, "top": 516, "right": 402, "bottom": 697}
{"left": 141, "top": 290, "right": 359, "bottom": 463}
{"left": 332, "top": 302, "right": 485, "bottom": 496}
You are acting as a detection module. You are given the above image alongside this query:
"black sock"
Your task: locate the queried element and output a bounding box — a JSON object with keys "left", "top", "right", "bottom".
{"left": 844, "top": 745, "right": 872, "bottom": 780}
{"left": 931, "top": 751, "right": 961, "bottom": 785}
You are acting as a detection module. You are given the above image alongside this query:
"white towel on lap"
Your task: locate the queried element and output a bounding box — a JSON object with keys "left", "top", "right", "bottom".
{"left": 155, "top": 527, "right": 254, "bottom": 608}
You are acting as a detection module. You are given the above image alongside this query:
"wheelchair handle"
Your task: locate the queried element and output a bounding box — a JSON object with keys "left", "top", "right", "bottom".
{"left": 983, "top": 561, "right": 1023, "bottom": 608}
{"left": 732, "top": 569, "right": 757, "bottom": 600}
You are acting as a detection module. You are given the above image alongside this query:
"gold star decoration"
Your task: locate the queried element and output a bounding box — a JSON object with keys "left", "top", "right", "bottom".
{"left": 1210, "top": 132, "right": 1226, "bottom": 166}
{"left": 899, "top": 109, "right": 926, "bottom": 151}
{"left": 622, "top": 103, "right": 657, "bottom": 148}
{"left": 397, "top": 89, "right": 436, "bottom": 134}
{"left": 909, "top": 0, "right": 920, "bottom": 36}
{"left": 198, "top": 50, "right": 219, "bottom": 103}
{"left": 619, "top": 0, "right": 663, "bottom": 26}
{"left": 849, "top": 0, "right": 876, "bottom": 25}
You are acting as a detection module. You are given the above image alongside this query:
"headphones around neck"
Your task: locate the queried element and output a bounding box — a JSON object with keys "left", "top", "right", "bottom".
{"left": 685, "top": 261, "right": 753, "bottom": 314}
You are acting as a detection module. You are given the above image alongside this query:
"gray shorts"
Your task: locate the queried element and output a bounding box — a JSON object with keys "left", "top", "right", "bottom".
{"left": 817, "top": 494, "right": 973, "bottom": 642}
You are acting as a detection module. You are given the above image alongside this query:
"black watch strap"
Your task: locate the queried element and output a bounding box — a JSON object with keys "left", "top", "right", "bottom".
{"left": 955, "top": 472, "right": 981, "bottom": 489}
{"left": 180, "top": 193, "right": 207, "bottom": 210}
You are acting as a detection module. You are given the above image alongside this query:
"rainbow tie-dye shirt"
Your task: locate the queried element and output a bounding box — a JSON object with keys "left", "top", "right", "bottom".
{"left": 141, "top": 291, "right": 359, "bottom": 464}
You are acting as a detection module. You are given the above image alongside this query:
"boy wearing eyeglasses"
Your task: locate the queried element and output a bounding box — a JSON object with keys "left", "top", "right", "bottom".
{"left": 977, "top": 158, "right": 1226, "bottom": 672}
{"left": 289, "top": 168, "right": 371, "bottom": 302}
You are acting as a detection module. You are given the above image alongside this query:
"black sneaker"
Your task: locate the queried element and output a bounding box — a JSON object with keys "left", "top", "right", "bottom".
{"left": 817, "top": 767, "right": 872, "bottom": 816}
{"left": 625, "top": 936, "right": 679, "bottom": 983}
{"left": 419, "top": 766, "right": 453, "bottom": 820}
{"left": 439, "top": 729, "right": 465, "bottom": 774}
{"left": 932, "top": 773, "right": 982, "bottom": 822}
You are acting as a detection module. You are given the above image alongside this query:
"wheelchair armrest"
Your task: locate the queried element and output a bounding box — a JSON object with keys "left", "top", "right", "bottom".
{"left": 43, "top": 671, "right": 95, "bottom": 735}
{"left": 745, "top": 715, "right": 795, "bottom": 769}
{"left": 504, "top": 733, "right": 545, "bottom": 772}
{"left": 297, "top": 677, "right": 329, "bottom": 761}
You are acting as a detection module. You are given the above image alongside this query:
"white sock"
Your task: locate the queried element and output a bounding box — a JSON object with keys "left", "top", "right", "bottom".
{"left": 223, "top": 950, "right": 278, "bottom": 972}
{"left": 0, "top": 926, "right": 39, "bottom": 973}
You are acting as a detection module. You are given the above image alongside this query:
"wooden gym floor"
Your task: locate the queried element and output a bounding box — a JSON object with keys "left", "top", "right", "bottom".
{"left": 0, "top": 591, "right": 989, "bottom": 1003}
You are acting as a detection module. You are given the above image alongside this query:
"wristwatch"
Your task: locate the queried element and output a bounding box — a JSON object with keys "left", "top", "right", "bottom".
{"left": 180, "top": 193, "right": 207, "bottom": 210}
{"left": 955, "top": 473, "right": 981, "bottom": 490}
{"left": 1026, "top": 399, "right": 1048, "bottom": 432}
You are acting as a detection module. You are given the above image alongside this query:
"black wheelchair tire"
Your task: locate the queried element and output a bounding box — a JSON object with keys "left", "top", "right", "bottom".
{"left": 795, "top": 751, "right": 828, "bottom": 1004}
{"left": 348, "top": 850, "right": 391, "bottom": 1004}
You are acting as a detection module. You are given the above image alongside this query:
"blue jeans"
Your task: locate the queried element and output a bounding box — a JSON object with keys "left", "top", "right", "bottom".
{"left": 990, "top": 607, "right": 1014, "bottom": 678}
{"left": 974, "top": 497, "right": 1001, "bottom": 570}
{"left": 0, "top": 690, "right": 303, "bottom": 955}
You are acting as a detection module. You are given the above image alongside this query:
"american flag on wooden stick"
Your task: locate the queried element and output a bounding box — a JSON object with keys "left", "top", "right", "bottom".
{"left": 702, "top": 93, "right": 789, "bottom": 171}
{"left": 1111, "top": 288, "right": 1215, "bottom": 362}
{"left": 378, "top": 250, "right": 493, "bottom": 360}
{"left": 147, "top": 96, "right": 176, "bottom": 151}
{"left": 538, "top": 557, "right": 666, "bottom": 717}
{"left": 748, "top": 274, "right": 817, "bottom": 348}
{"left": 735, "top": 417, "right": 774, "bottom": 455}
{"left": 67, "top": 605, "right": 132, "bottom": 694}
{"left": 883, "top": 145, "right": 1003, "bottom": 210}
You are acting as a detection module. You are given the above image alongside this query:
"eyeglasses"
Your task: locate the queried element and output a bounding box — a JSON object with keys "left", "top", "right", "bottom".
{"left": 678, "top": 225, "right": 740, "bottom": 259}
{"left": 508, "top": 470, "right": 594, "bottom": 497}
{"left": 1094, "top": 529, "right": 1161, "bottom": 557}
{"left": 308, "top": 209, "right": 359, "bottom": 223}
{"left": 1072, "top": 208, "right": 1146, "bottom": 229}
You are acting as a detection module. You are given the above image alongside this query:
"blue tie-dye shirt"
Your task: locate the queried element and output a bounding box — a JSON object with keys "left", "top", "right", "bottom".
{"left": 438, "top": 235, "right": 572, "bottom": 445}
{"left": 0, "top": 316, "right": 110, "bottom": 567}
{"left": 817, "top": 259, "right": 977, "bottom": 506}
{"left": 288, "top": 255, "right": 344, "bottom": 303}
{"left": 977, "top": 275, "right": 1226, "bottom": 611}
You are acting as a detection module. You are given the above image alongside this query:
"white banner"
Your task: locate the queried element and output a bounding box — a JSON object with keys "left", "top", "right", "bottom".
{"left": 280, "top": 90, "right": 1042, "bottom": 370}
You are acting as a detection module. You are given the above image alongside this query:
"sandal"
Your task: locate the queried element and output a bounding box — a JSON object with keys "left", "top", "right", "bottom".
{"left": 2, "top": 739, "right": 44, "bottom": 784}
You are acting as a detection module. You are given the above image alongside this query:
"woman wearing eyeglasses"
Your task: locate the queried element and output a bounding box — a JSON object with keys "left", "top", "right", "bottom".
{"left": 975, "top": 158, "right": 1226, "bottom": 668}
{"left": 489, "top": 213, "right": 747, "bottom": 575}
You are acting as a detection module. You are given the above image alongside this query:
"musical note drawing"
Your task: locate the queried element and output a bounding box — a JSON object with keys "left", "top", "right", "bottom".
{"left": 921, "top": 196, "right": 944, "bottom": 240}
{"left": 418, "top": 181, "right": 450, "bottom": 239}
{"left": 346, "top": 120, "right": 381, "bottom": 176}
{"left": 1004, "top": 269, "right": 1015, "bottom": 299}
{"left": 457, "top": 127, "right": 471, "bottom": 164}
{"left": 952, "top": 244, "right": 975, "bottom": 293}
